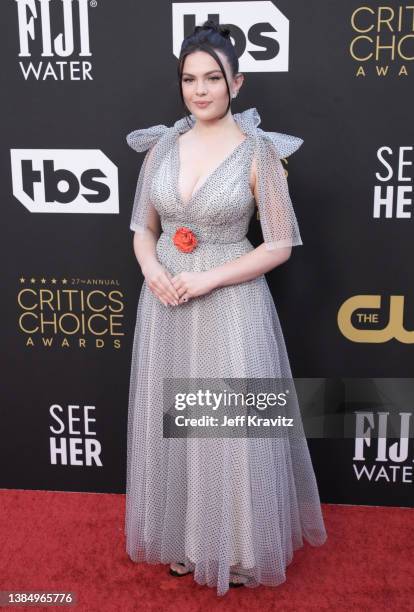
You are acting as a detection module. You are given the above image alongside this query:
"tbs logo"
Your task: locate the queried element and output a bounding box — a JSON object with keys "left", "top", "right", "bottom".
{"left": 10, "top": 149, "right": 119, "bottom": 214}
{"left": 172, "top": 1, "right": 290, "bottom": 72}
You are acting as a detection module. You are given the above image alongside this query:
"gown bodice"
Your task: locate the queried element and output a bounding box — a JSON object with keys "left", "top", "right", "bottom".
{"left": 126, "top": 107, "right": 305, "bottom": 253}
{"left": 151, "top": 127, "right": 256, "bottom": 246}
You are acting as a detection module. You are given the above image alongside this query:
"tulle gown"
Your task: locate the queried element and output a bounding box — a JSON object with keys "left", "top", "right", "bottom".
{"left": 124, "top": 107, "right": 327, "bottom": 596}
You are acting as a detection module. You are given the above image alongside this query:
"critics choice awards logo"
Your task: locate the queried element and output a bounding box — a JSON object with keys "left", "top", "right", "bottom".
{"left": 17, "top": 276, "right": 125, "bottom": 349}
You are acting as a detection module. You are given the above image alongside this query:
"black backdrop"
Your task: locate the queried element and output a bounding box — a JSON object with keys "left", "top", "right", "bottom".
{"left": 1, "top": 1, "right": 413, "bottom": 507}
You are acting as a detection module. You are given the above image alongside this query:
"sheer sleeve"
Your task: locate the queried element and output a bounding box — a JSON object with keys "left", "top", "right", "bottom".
{"left": 254, "top": 130, "right": 304, "bottom": 251}
{"left": 126, "top": 124, "right": 169, "bottom": 233}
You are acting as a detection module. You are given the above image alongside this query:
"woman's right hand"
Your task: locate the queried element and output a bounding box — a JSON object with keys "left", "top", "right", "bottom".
{"left": 142, "top": 259, "right": 180, "bottom": 306}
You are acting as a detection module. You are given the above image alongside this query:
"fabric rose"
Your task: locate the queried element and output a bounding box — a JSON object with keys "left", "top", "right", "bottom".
{"left": 172, "top": 227, "right": 198, "bottom": 253}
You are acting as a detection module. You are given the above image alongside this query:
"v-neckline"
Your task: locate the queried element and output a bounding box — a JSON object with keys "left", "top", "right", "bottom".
{"left": 175, "top": 134, "right": 249, "bottom": 209}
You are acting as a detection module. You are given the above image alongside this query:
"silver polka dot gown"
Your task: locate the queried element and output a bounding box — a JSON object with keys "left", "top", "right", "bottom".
{"left": 125, "top": 107, "right": 327, "bottom": 596}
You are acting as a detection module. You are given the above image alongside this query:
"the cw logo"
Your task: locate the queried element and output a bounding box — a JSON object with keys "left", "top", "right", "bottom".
{"left": 338, "top": 295, "right": 412, "bottom": 343}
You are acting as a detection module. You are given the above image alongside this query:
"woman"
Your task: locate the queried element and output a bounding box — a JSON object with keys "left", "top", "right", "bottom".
{"left": 125, "top": 20, "right": 327, "bottom": 596}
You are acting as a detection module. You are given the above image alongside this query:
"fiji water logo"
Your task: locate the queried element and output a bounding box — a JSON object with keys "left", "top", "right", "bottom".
{"left": 15, "top": 0, "right": 95, "bottom": 80}
{"left": 353, "top": 411, "right": 413, "bottom": 484}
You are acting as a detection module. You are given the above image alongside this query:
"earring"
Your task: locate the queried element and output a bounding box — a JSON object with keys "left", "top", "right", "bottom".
{"left": 232, "top": 91, "right": 238, "bottom": 99}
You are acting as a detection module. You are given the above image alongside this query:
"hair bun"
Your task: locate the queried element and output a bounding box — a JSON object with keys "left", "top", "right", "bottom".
{"left": 218, "top": 25, "right": 231, "bottom": 39}
{"left": 198, "top": 19, "right": 231, "bottom": 40}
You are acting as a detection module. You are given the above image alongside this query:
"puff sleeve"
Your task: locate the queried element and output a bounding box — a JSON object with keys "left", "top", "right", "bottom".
{"left": 126, "top": 124, "right": 169, "bottom": 233}
{"left": 254, "top": 129, "right": 304, "bottom": 251}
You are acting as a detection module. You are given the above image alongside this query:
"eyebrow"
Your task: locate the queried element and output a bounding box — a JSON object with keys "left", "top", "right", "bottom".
{"left": 181, "top": 70, "right": 222, "bottom": 76}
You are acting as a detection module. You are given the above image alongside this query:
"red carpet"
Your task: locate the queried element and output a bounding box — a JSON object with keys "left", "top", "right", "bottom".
{"left": 0, "top": 490, "right": 412, "bottom": 611}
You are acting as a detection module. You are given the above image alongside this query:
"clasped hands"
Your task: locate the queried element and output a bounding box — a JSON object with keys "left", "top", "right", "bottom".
{"left": 143, "top": 260, "right": 217, "bottom": 307}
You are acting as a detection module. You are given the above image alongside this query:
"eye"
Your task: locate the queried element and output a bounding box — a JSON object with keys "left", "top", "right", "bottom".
{"left": 209, "top": 76, "right": 221, "bottom": 81}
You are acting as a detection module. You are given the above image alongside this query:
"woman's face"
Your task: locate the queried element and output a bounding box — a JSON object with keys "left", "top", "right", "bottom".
{"left": 180, "top": 49, "right": 242, "bottom": 120}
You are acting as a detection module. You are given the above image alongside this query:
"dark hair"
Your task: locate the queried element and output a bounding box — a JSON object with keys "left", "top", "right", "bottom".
{"left": 177, "top": 20, "right": 240, "bottom": 125}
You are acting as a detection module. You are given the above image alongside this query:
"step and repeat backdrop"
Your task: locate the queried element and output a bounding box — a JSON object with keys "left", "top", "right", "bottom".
{"left": 0, "top": 1, "right": 412, "bottom": 507}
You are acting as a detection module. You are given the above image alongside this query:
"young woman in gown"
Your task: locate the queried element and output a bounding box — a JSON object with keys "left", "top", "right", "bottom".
{"left": 125, "top": 20, "right": 327, "bottom": 596}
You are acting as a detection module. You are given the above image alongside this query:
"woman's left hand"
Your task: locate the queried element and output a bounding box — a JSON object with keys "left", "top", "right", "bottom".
{"left": 170, "top": 270, "right": 217, "bottom": 304}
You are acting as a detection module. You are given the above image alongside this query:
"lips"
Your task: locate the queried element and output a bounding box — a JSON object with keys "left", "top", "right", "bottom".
{"left": 194, "top": 101, "right": 211, "bottom": 107}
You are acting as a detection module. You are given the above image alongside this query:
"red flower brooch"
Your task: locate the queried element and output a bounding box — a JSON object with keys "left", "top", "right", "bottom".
{"left": 172, "top": 227, "right": 198, "bottom": 253}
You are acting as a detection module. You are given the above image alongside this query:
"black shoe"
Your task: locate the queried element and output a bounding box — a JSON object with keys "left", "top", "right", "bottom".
{"left": 229, "top": 573, "right": 247, "bottom": 588}
{"left": 170, "top": 563, "right": 246, "bottom": 587}
{"left": 169, "top": 562, "right": 192, "bottom": 577}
